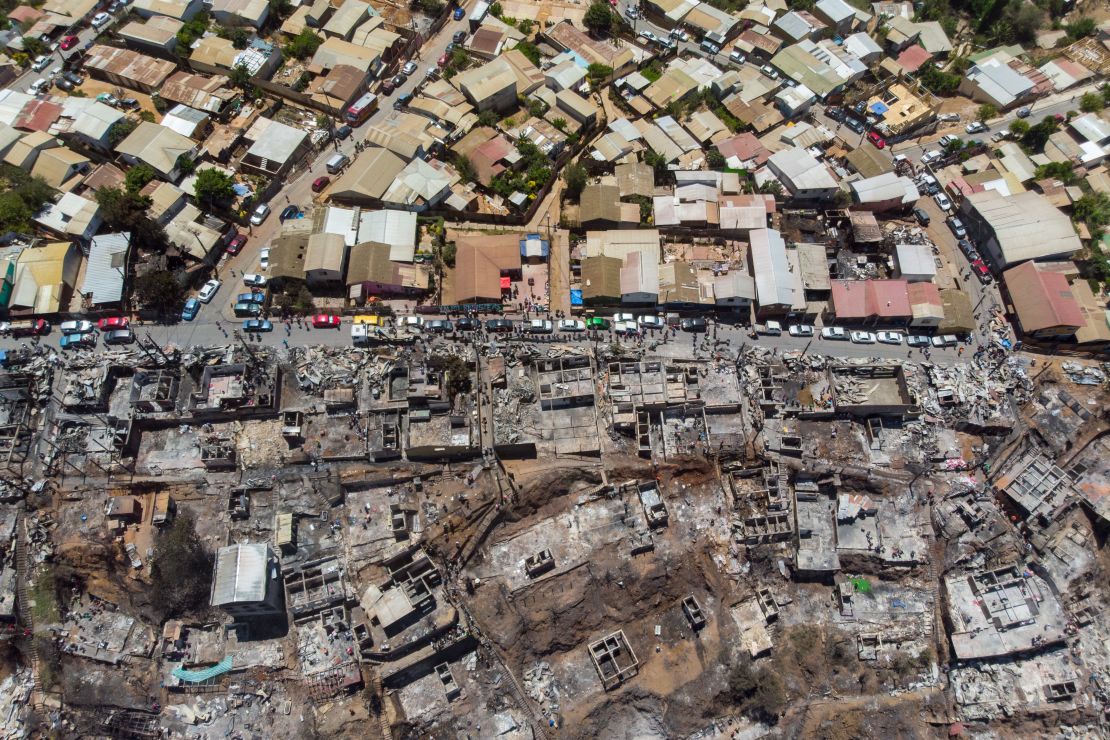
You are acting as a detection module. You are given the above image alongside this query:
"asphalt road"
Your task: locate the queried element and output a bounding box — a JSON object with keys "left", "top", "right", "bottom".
{"left": 12, "top": 11, "right": 118, "bottom": 93}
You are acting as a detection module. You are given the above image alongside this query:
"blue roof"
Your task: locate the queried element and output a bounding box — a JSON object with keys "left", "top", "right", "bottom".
{"left": 869, "top": 101, "right": 889, "bottom": 115}
{"left": 570, "top": 289, "right": 583, "bottom": 306}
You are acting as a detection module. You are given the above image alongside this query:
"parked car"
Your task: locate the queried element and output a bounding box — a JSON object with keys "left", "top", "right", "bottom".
{"left": 438, "top": 52, "right": 450, "bottom": 67}
{"left": 181, "top": 297, "right": 200, "bottom": 321}
{"left": 876, "top": 331, "right": 903, "bottom": 345}
{"left": 335, "top": 124, "right": 352, "bottom": 140}
{"left": 920, "top": 149, "right": 942, "bottom": 165}
{"left": 937, "top": 112, "right": 960, "bottom": 122}
{"left": 918, "top": 174, "right": 939, "bottom": 194}
{"left": 486, "top": 318, "right": 513, "bottom": 332}
{"left": 821, "top": 327, "right": 848, "bottom": 340}
{"left": 585, "top": 316, "right": 610, "bottom": 330}
{"left": 259, "top": 247, "right": 270, "bottom": 270}
{"left": 31, "top": 55, "right": 51, "bottom": 72}
{"left": 312, "top": 314, "right": 341, "bottom": 329}
{"left": 760, "top": 64, "right": 778, "bottom": 79}
{"left": 62, "top": 71, "right": 83, "bottom": 86}
{"left": 197, "top": 279, "right": 221, "bottom": 303}
{"left": 250, "top": 203, "right": 270, "bottom": 225}
{"left": 614, "top": 320, "right": 638, "bottom": 335}
{"left": 670, "top": 27, "right": 690, "bottom": 41}
{"left": 907, "top": 335, "right": 931, "bottom": 347}
{"left": 947, "top": 216, "right": 966, "bottom": 238}
{"left": 233, "top": 302, "right": 261, "bottom": 317}
{"left": 452, "top": 30, "right": 466, "bottom": 43}
{"left": 957, "top": 239, "right": 976, "bottom": 258}
{"left": 29, "top": 78, "right": 52, "bottom": 94}
{"left": 402, "top": 61, "right": 418, "bottom": 76}
{"left": 938, "top": 134, "right": 960, "bottom": 147}
{"left": 226, "top": 232, "right": 247, "bottom": 254}
{"left": 236, "top": 292, "right": 266, "bottom": 305}
{"left": 425, "top": 319, "right": 453, "bottom": 332}
{"left": 279, "top": 205, "right": 300, "bottom": 222}
{"left": 971, "top": 259, "right": 993, "bottom": 284}
{"left": 380, "top": 78, "right": 396, "bottom": 94}
{"left": 990, "top": 129, "right": 1010, "bottom": 142}
{"left": 844, "top": 117, "right": 866, "bottom": 134}
{"left": 931, "top": 334, "right": 958, "bottom": 347}
{"left": 1016, "top": 107, "right": 1031, "bottom": 118}
{"left": 103, "top": 328, "right": 135, "bottom": 345}
{"left": 60, "top": 35, "right": 79, "bottom": 50}
{"left": 97, "top": 316, "right": 129, "bottom": 330}
{"left": 850, "top": 330, "right": 876, "bottom": 344}
{"left": 637, "top": 315, "right": 665, "bottom": 330}
{"left": 559, "top": 319, "right": 586, "bottom": 332}
{"left": 456, "top": 317, "right": 480, "bottom": 331}
{"left": 913, "top": 207, "right": 930, "bottom": 226}
{"left": 525, "top": 319, "right": 553, "bottom": 333}
{"left": 453, "top": 6, "right": 465, "bottom": 19}
{"left": 866, "top": 131, "right": 886, "bottom": 149}
{"left": 681, "top": 317, "right": 708, "bottom": 332}
{"left": 788, "top": 324, "right": 814, "bottom": 337}
{"left": 118, "top": 98, "right": 139, "bottom": 109}
{"left": 625, "top": 4, "right": 639, "bottom": 18}
{"left": 51, "top": 78, "right": 71, "bottom": 93}
{"left": 933, "top": 192, "right": 952, "bottom": 211}
{"left": 242, "top": 319, "right": 273, "bottom": 332}
{"left": 965, "top": 121, "right": 988, "bottom": 134}
{"left": 242, "top": 273, "right": 267, "bottom": 287}
{"left": 638, "top": 30, "right": 657, "bottom": 43}
{"left": 399, "top": 316, "right": 422, "bottom": 328}
{"left": 394, "top": 92, "right": 413, "bottom": 109}
{"left": 60, "top": 331, "right": 96, "bottom": 349}
{"left": 59, "top": 320, "right": 94, "bottom": 335}
{"left": 612, "top": 312, "right": 634, "bottom": 323}
{"left": 729, "top": 50, "right": 746, "bottom": 65}
{"left": 91, "top": 11, "right": 112, "bottom": 28}
{"left": 700, "top": 39, "right": 720, "bottom": 55}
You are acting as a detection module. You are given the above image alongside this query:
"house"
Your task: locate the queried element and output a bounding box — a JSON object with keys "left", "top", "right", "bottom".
{"left": 308, "top": 64, "right": 369, "bottom": 114}
{"left": 580, "top": 184, "right": 639, "bottom": 229}
{"left": 615, "top": 161, "right": 654, "bottom": 199}
{"left": 545, "top": 57, "right": 587, "bottom": 93}
{"left": 814, "top": 0, "right": 865, "bottom": 33}
{"left": 310, "top": 36, "right": 381, "bottom": 75}
{"left": 239, "top": 118, "right": 310, "bottom": 178}
{"left": 682, "top": 3, "right": 739, "bottom": 42}
{"left": 1002, "top": 261, "right": 1085, "bottom": 339}
{"left": 842, "top": 32, "right": 882, "bottom": 64}
{"left": 454, "top": 52, "right": 543, "bottom": 113}
{"left": 161, "top": 105, "right": 210, "bottom": 139}
{"left": 770, "top": 40, "right": 865, "bottom": 99}
{"left": 453, "top": 233, "right": 522, "bottom": 304}
{"left": 191, "top": 36, "right": 282, "bottom": 79}
{"left": 553, "top": 89, "right": 598, "bottom": 127}
{"left": 773, "top": 11, "right": 826, "bottom": 43}
{"left": 346, "top": 241, "right": 428, "bottom": 299}
{"left": 849, "top": 172, "right": 919, "bottom": 212}
{"left": 958, "top": 190, "right": 1081, "bottom": 270}
{"left": 766, "top": 147, "right": 839, "bottom": 200}
{"left": 658, "top": 261, "right": 712, "bottom": 310}
{"left": 209, "top": 0, "right": 269, "bottom": 28}
{"left": 748, "top": 228, "right": 805, "bottom": 318}
{"left": 303, "top": 232, "right": 347, "bottom": 287}
{"left": 79, "top": 232, "right": 130, "bottom": 308}
{"left": 35, "top": 192, "right": 102, "bottom": 242}
{"left": 1039, "top": 57, "right": 1094, "bottom": 93}
{"left": 7, "top": 241, "right": 81, "bottom": 315}
{"left": 82, "top": 45, "right": 176, "bottom": 93}
{"left": 959, "top": 57, "right": 1036, "bottom": 110}
{"left": 118, "top": 15, "right": 185, "bottom": 53}
{"left": 322, "top": 0, "right": 369, "bottom": 40}
{"left": 381, "top": 158, "right": 458, "bottom": 212}
{"left": 775, "top": 84, "right": 817, "bottom": 118}
{"left": 328, "top": 147, "right": 407, "bottom": 204}
{"left": 580, "top": 255, "right": 623, "bottom": 305}
{"left": 115, "top": 122, "right": 199, "bottom": 182}
{"left": 828, "top": 279, "right": 912, "bottom": 326}
{"left": 141, "top": 180, "right": 187, "bottom": 225}
{"left": 161, "top": 72, "right": 237, "bottom": 116}
{"left": 906, "top": 281, "right": 944, "bottom": 328}
{"left": 894, "top": 243, "right": 937, "bottom": 282}
{"left": 2, "top": 130, "right": 57, "bottom": 170}
{"left": 50, "top": 98, "right": 125, "bottom": 153}
{"left": 210, "top": 544, "right": 284, "bottom": 619}
{"left": 132, "top": 0, "right": 204, "bottom": 21}
{"left": 712, "top": 271, "right": 756, "bottom": 311}
{"left": 543, "top": 21, "right": 635, "bottom": 73}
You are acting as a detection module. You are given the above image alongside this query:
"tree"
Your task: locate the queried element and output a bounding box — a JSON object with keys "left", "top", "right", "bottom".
{"left": 489, "top": 1, "right": 502, "bottom": 17}
{"left": 284, "top": 29, "right": 322, "bottom": 59}
{"left": 1020, "top": 116, "right": 1059, "bottom": 152}
{"left": 269, "top": 0, "right": 292, "bottom": 16}
{"left": 942, "top": 137, "right": 965, "bottom": 154}
{"left": 229, "top": 63, "right": 252, "bottom": 90}
{"left": 150, "top": 511, "right": 212, "bottom": 618}
{"left": 518, "top": 18, "right": 533, "bottom": 34}
{"left": 564, "top": 162, "right": 587, "bottom": 201}
{"left": 1035, "top": 161, "right": 1076, "bottom": 183}
{"left": 1065, "top": 16, "right": 1096, "bottom": 41}
{"left": 758, "top": 179, "right": 783, "bottom": 196}
{"left": 176, "top": 154, "right": 196, "bottom": 177}
{"left": 0, "top": 165, "right": 54, "bottom": 234}
{"left": 644, "top": 149, "right": 669, "bottom": 183}
{"left": 1009, "top": 119, "right": 1030, "bottom": 137}
{"left": 217, "top": 25, "right": 250, "bottom": 49}
{"left": 551, "top": 117, "right": 567, "bottom": 132}
{"left": 707, "top": 148, "right": 726, "bottom": 168}
{"left": 176, "top": 12, "right": 210, "bottom": 48}
{"left": 107, "top": 119, "right": 137, "bottom": 147}
{"left": 427, "top": 355, "right": 472, "bottom": 400}
{"left": 418, "top": 0, "right": 445, "bottom": 13}
{"left": 583, "top": 1, "right": 614, "bottom": 36}
{"left": 515, "top": 40, "right": 541, "bottom": 66}
{"left": 193, "top": 168, "right": 236, "bottom": 207}
{"left": 587, "top": 62, "right": 613, "bottom": 85}
{"left": 453, "top": 154, "right": 476, "bottom": 183}
{"left": 21, "top": 36, "right": 47, "bottom": 56}
{"left": 0, "top": 192, "right": 33, "bottom": 235}
{"left": 134, "top": 270, "right": 184, "bottom": 315}
{"left": 1074, "top": 192, "right": 1110, "bottom": 236}
{"left": 95, "top": 187, "right": 165, "bottom": 250}
{"left": 977, "top": 103, "right": 997, "bottom": 122}
{"left": 477, "top": 110, "right": 499, "bottom": 128}
{"left": 124, "top": 164, "right": 157, "bottom": 193}
{"left": 1080, "top": 93, "right": 1104, "bottom": 114}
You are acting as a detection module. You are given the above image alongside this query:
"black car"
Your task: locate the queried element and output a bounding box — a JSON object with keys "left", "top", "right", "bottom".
{"left": 681, "top": 318, "right": 707, "bottom": 332}
{"left": 425, "top": 319, "right": 453, "bottom": 332}
{"left": 391, "top": 74, "right": 405, "bottom": 87}
{"left": 279, "top": 205, "right": 300, "bottom": 222}
{"left": 485, "top": 318, "right": 513, "bottom": 332}
{"left": 825, "top": 106, "right": 843, "bottom": 122}
{"left": 452, "top": 30, "right": 466, "bottom": 44}
{"left": 55, "top": 78, "right": 74, "bottom": 91}
{"left": 913, "top": 207, "right": 930, "bottom": 226}
{"left": 845, "top": 117, "right": 866, "bottom": 134}
{"left": 456, "top": 317, "right": 479, "bottom": 331}
{"left": 335, "top": 124, "right": 352, "bottom": 140}
{"left": 62, "top": 71, "right": 83, "bottom": 86}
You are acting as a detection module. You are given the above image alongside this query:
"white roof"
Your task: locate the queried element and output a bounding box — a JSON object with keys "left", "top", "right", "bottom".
{"left": 895, "top": 242, "right": 937, "bottom": 278}
{"left": 358, "top": 209, "right": 418, "bottom": 261}
{"left": 966, "top": 58, "right": 1034, "bottom": 107}
{"left": 382, "top": 158, "right": 455, "bottom": 206}
{"left": 816, "top": 0, "right": 856, "bottom": 23}
{"left": 767, "top": 147, "right": 838, "bottom": 192}
{"left": 246, "top": 119, "right": 308, "bottom": 164}
{"left": 609, "top": 118, "right": 642, "bottom": 142}
{"left": 842, "top": 32, "right": 882, "bottom": 59}
{"left": 967, "top": 189, "right": 1081, "bottom": 265}
{"left": 749, "top": 228, "right": 796, "bottom": 307}
{"left": 1070, "top": 113, "right": 1110, "bottom": 146}
{"left": 80, "top": 232, "right": 129, "bottom": 304}
{"left": 654, "top": 115, "right": 701, "bottom": 153}
{"left": 211, "top": 543, "right": 270, "bottom": 606}
{"left": 0, "top": 89, "right": 33, "bottom": 127}
{"left": 849, "top": 172, "right": 919, "bottom": 205}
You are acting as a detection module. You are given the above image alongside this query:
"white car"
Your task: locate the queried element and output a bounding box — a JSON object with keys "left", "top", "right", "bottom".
{"left": 788, "top": 324, "right": 814, "bottom": 337}
{"left": 933, "top": 192, "right": 952, "bottom": 211}
{"left": 614, "top": 320, "right": 638, "bottom": 335}
{"left": 937, "top": 112, "right": 960, "bottom": 122}
{"left": 876, "top": 331, "right": 903, "bottom": 345}
{"left": 91, "top": 11, "right": 112, "bottom": 27}
{"left": 400, "top": 316, "right": 423, "bottom": 328}
{"left": 612, "top": 312, "right": 634, "bottom": 323}
{"left": 29, "top": 78, "right": 51, "bottom": 94}
{"left": 821, "top": 327, "right": 847, "bottom": 340}
{"left": 638, "top": 30, "right": 657, "bottom": 42}
{"left": 59, "top": 320, "right": 95, "bottom": 334}
{"left": 259, "top": 247, "right": 270, "bottom": 270}
{"left": 250, "top": 203, "right": 270, "bottom": 225}
{"left": 526, "top": 319, "right": 553, "bottom": 333}
{"left": 930, "top": 334, "right": 958, "bottom": 347}
{"left": 401, "top": 61, "right": 418, "bottom": 76}
{"left": 921, "top": 150, "right": 942, "bottom": 165}
{"left": 637, "top": 315, "right": 665, "bottom": 330}
{"left": 938, "top": 134, "right": 960, "bottom": 147}
{"left": 965, "top": 121, "right": 988, "bottom": 134}
{"left": 760, "top": 65, "right": 779, "bottom": 80}
{"left": 242, "top": 273, "right": 267, "bottom": 287}
{"left": 558, "top": 319, "right": 585, "bottom": 332}
{"left": 907, "top": 335, "right": 931, "bottom": 347}
{"left": 990, "top": 129, "right": 1010, "bottom": 142}
{"left": 197, "top": 279, "right": 221, "bottom": 303}
{"left": 850, "top": 331, "right": 876, "bottom": 344}
{"left": 31, "top": 55, "right": 51, "bottom": 72}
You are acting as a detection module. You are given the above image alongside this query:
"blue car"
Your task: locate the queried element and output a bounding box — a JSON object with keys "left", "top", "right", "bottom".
{"left": 453, "top": 6, "right": 464, "bottom": 19}
{"left": 236, "top": 292, "right": 266, "bottom": 305}
{"left": 59, "top": 331, "right": 96, "bottom": 349}
{"left": 242, "top": 319, "right": 273, "bottom": 332}
{"left": 181, "top": 297, "right": 200, "bottom": 321}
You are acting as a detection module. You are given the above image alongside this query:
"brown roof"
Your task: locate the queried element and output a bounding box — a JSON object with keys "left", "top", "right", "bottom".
{"left": 470, "top": 27, "right": 504, "bottom": 56}
{"left": 161, "top": 71, "right": 236, "bottom": 114}
{"left": 453, "top": 233, "right": 521, "bottom": 303}
{"left": 269, "top": 233, "right": 308, "bottom": 281}
{"left": 581, "top": 255, "right": 622, "bottom": 301}
{"left": 83, "top": 45, "right": 176, "bottom": 89}
{"left": 347, "top": 241, "right": 394, "bottom": 285}
{"left": 1003, "top": 261, "right": 1085, "bottom": 333}
{"left": 580, "top": 183, "right": 623, "bottom": 226}
{"left": 81, "top": 162, "right": 127, "bottom": 193}
{"left": 309, "top": 64, "right": 367, "bottom": 108}
{"left": 470, "top": 133, "right": 513, "bottom": 186}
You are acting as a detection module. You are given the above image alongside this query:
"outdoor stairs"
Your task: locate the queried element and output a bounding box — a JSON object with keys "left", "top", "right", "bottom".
{"left": 368, "top": 668, "right": 391, "bottom": 740}
{"left": 13, "top": 515, "right": 43, "bottom": 706}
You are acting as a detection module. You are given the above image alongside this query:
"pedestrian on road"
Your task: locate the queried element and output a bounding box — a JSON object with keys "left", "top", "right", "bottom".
{"left": 283, "top": 339, "right": 289, "bottom": 348}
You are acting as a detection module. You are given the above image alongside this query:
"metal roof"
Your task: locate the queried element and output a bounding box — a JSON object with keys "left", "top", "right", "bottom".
{"left": 211, "top": 543, "right": 271, "bottom": 606}
{"left": 966, "top": 189, "right": 1081, "bottom": 265}
{"left": 749, "top": 228, "right": 797, "bottom": 308}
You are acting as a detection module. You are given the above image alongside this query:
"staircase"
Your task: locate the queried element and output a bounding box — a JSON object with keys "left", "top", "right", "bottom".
{"left": 367, "top": 668, "right": 392, "bottom": 740}
{"left": 13, "top": 515, "right": 42, "bottom": 704}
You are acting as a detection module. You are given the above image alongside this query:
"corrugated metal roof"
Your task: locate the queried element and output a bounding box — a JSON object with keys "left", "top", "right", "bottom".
{"left": 81, "top": 234, "right": 128, "bottom": 305}
{"left": 749, "top": 228, "right": 796, "bottom": 307}
{"left": 211, "top": 543, "right": 270, "bottom": 606}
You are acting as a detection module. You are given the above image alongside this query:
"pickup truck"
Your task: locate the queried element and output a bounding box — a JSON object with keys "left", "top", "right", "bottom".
{"left": 6, "top": 319, "right": 50, "bottom": 337}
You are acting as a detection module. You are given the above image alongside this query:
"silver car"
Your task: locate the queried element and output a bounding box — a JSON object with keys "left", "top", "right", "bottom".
{"left": 850, "top": 331, "right": 876, "bottom": 344}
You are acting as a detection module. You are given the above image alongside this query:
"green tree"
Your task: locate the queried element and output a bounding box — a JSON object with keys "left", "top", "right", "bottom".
{"left": 707, "top": 148, "right": 726, "bottom": 168}
{"left": 587, "top": 62, "right": 613, "bottom": 85}
{"left": 489, "top": 1, "right": 503, "bottom": 17}
{"left": 583, "top": 1, "right": 614, "bottom": 36}
{"left": 284, "top": 29, "right": 322, "bottom": 59}
{"left": 644, "top": 149, "right": 669, "bottom": 182}
{"left": 453, "top": 154, "right": 476, "bottom": 183}
{"left": 149, "top": 511, "right": 212, "bottom": 618}
{"left": 107, "top": 119, "right": 137, "bottom": 147}
{"left": 517, "top": 18, "right": 533, "bottom": 34}
{"left": 229, "top": 63, "right": 252, "bottom": 90}
{"left": 1065, "top": 16, "right": 1096, "bottom": 41}
{"left": 917, "top": 62, "right": 961, "bottom": 95}
{"left": 217, "top": 25, "right": 250, "bottom": 48}
{"left": 1074, "top": 192, "right": 1110, "bottom": 236}
{"left": 477, "top": 110, "right": 499, "bottom": 128}
{"left": 176, "top": 14, "right": 210, "bottom": 48}
{"left": 1009, "top": 118, "right": 1030, "bottom": 137}
{"left": 193, "top": 168, "right": 236, "bottom": 207}
{"left": 1020, "top": 116, "right": 1059, "bottom": 152}
{"left": 21, "top": 36, "right": 47, "bottom": 56}
{"left": 269, "top": 0, "right": 292, "bottom": 16}
{"left": 124, "top": 164, "right": 157, "bottom": 193}
{"left": 1034, "top": 161, "right": 1075, "bottom": 183}
{"left": 563, "top": 162, "right": 587, "bottom": 201}
{"left": 977, "top": 103, "right": 997, "bottom": 121}
{"left": 95, "top": 187, "right": 165, "bottom": 250}
{"left": 516, "top": 40, "right": 541, "bottom": 66}
{"left": 1080, "top": 92, "right": 1104, "bottom": 113}
{"left": 427, "top": 355, "right": 472, "bottom": 399}
{"left": 0, "top": 192, "right": 33, "bottom": 234}
{"left": 418, "top": 0, "right": 445, "bottom": 13}
{"left": 134, "top": 270, "right": 184, "bottom": 314}
{"left": 551, "top": 117, "right": 567, "bottom": 131}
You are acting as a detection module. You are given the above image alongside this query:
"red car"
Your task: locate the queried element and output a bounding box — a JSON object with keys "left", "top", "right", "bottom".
{"left": 437, "top": 52, "right": 449, "bottom": 67}
{"left": 970, "top": 259, "right": 993, "bottom": 284}
{"left": 60, "top": 35, "right": 79, "bottom": 51}
{"left": 866, "top": 131, "right": 886, "bottom": 149}
{"left": 226, "top": 233, "right": 247, "bottom": 255}
{"left": 97, "top": 316, "right": 129, "bottom": 331}
{"left": 312, "top": 314, "right": 341, "bottom": 329}
{"left": 312, "top": 176, "right": 330, "bottom": 192}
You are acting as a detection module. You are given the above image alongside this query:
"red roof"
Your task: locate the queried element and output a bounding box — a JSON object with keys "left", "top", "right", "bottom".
{"left": 717, "top": 133, "right": 772, "bottom": 167}
{"left": 831, "top": 279, "right": 912, "bottom": 319}
{"left": 1002, "top": 261, "right": 1085, "bottom": 334}
{"left": 14, "top": 100, "right": 62, "bottom": 132}
{"left": 897, "top": 45, "right": 933, "bottom": 73}
{"left": 906, "top": 281, "right": 942, "bottom": 307}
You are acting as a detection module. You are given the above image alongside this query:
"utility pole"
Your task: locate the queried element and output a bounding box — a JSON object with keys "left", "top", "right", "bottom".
{"left": 144, "top": 333, "right": 169, "bottom": 363}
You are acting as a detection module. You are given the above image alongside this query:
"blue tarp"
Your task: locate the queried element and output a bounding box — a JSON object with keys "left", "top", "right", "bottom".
{"left": 869, "top": 101, "right": 889, "bottom": 115}
{"left": 570, "top": 290, "right": 583, "bottom": 306}
{"left": 172, "top": 656, "right": 233, "bottom": 682}
{"left": 232, "top": 184, "right": 252, "bottom": 196}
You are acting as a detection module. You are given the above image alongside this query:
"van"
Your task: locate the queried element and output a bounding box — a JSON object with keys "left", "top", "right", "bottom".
{"left": 760, "top": 320, "right": 782, "bottom": 336}
{"left": 326, "top": 153, "right": 350, "bottom": 174}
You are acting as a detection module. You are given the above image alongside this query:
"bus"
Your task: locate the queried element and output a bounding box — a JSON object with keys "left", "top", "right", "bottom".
{"left": 346, "top": 92, "right": 378, "bottom": 125}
